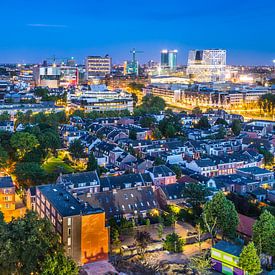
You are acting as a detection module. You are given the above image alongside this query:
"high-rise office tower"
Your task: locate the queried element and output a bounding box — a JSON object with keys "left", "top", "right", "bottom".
{"left": 160, "top": 49, "right": 178, "bottom": 70}
{"left": 187, "top": 49, "right": 226, "bottom": 82}
{"left": 85, "top": 55, "right": 111, "bottom": 80}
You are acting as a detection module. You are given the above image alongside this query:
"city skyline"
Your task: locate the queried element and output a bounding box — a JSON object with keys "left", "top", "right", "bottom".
{"left": 0, "top": 0, "right": 275, "bottom": 65}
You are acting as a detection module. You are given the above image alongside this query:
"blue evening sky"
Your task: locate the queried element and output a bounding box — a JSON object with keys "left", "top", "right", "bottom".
{"left": 0, "top": 0, "right": 274, "bottom": 65}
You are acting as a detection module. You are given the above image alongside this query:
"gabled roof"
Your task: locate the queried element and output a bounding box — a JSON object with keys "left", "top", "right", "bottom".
{"left": 160, "top": 182, "right": 186, "bottom": 200}
{"left": 237, "top": 213, "right": 256, "bottom": 238}
{"left": 79, "top": 186, "right": 158, "bottom": 219}
{"left": 147, "top": 165, "right": 176, "bottom": 177}
{"left": 195, "top": 158, "right": 216, "bottom": 167}
{"left": 0, "top": 176, "right": 14, "bottom": 188}
{"left": 57, "top": 171, "right": 100, "bottom": 188}
{"left": 100, "top": 173, "right": 152, "bottom": 190}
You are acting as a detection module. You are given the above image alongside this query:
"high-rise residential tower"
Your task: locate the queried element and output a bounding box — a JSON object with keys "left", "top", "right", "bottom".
{"left": 186, "top": 49, "right": 226, "bottom": 82}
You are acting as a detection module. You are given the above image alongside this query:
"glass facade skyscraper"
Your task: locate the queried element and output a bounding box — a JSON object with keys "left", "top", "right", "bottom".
{"left": 161, "top": 49, "right": 178, "bottom": 70}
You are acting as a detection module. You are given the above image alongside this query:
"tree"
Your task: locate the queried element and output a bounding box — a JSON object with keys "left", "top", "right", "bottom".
{"left": 0, "top": 111, "right": 10, "bottom": 122}
{"left": 215, "top": 126, "right": 226, "bottom": 139}
{"left": 87, "top": 152, "right": 98, "bottom": 171}
{"left": 189, "top": 253, "right": 212, "bottom": 275}
{"left": 135, "top": 231, "right": 151, "bottom": 257}
{"left": 0, "top": 211, "right": 77, "bottom": 274}
{"left": 152, "top": 127, "right": 162, "bottom": 140}
{"left": 202, "top": 191, "right": 239, "bottom": 241}
{"left": 258, "top": 148, "right": 274, "bottom": 166}
{"left": 39, "top": 129, "right": 61, "bottom": 152}
{"left": 14, "top": 162, "right": 46, "bottom": 187}
{"left": 192, "top": 107, "right": 202, "bottom": 115}
{"left": 68, "top": 139, "right": 85, "bottom": 159}
{"left": 252, "top": 210, "right": 275, "bottom": 256}
{"left": 129, "top": 130, "right": 137, "bottom": 140}
{"left": 163, "top": 233, "right": 185, "bottom": 253}
{"left": 139, "top": 116, "right": 156, "bottom": 128}
{"left": 10, "top": 132, "right": 39, "bottom": 159}
{"left": 40, "top": 252, "right": 78, "bottom": 275}
{"left": 153, "top": 157, "right": 165, "bottom": 166}
{"left": 140, "top": 95, "right": 166, "bottom": 114}
{"left": 170, "top": 164, "right": 182, "bottom": 179}
{"left": 231, "top": 119, "right": 242, "bottom": 136}
{"left": 182, "top": 183, "right": 209, "bottom": 219}
{"left": 215, "top": 118, "right": 228, "bottom": 125}
{"left": 0, "top": 145, "right": 9, "bottom": 169}
{"left": 157, "top": 223, "right": 164, "bottom": 239}
{"left": 239, "top": 242, "right": 262, "bottom": 275}
{"left": 195, "top": 116, "right": 210, "bottom": 129}
{"left": 112, "top": 228, "right": 121, "bottom": 249}
{"left": 164, "top": 123, "right": 176, "bottom": 138}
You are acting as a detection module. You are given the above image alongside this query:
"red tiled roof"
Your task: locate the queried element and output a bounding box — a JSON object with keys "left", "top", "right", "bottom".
{"left": 178, "top": 175, "right": 198, "bottom": 184}
{"left": 237, "top": 213, "right": 256, "bottom": 238}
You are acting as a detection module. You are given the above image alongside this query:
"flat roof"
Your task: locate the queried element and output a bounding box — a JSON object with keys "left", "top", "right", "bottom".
{"left": 237, "top": 167, "right": 272, "bottom": 175}
{"left": 213, "top": 240, "right": 243, "bottom": 257}
{"left": 37, "top": 185, "right": 103, "bottom": 217}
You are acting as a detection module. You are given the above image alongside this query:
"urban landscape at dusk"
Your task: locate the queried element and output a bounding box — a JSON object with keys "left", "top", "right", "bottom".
{"left": 0, "top": 0, "right": 274, "bottom": 274}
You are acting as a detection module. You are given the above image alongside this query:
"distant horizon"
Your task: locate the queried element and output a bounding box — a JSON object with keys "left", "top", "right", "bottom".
{"left": 1, "top": 0, "right": 274, "bottom": 66}
{"left": 0, "top": 49, "right": 274, "bottom": 67}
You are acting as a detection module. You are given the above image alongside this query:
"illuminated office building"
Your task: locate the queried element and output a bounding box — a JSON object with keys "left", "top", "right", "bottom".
{"left": 161, "top": 50, "right": 178, "bottom": 70}
{"left": 85, "top": 55, "right": 111, "bottom": 80}
{"left": 187, "top": 49, "right": 226, "bottom": 82}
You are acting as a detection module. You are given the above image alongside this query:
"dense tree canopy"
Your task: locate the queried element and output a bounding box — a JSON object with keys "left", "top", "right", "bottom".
{"left": 10, "top": 132, "right": 39, "bottom": 159}
{"left": 163, "top": 233, "right": 185, "bottom": 253}
{"left": 252, "top": 210, "right": 275, "bottom": 256}
{"left": 14, "top": 162, "right": 46, "bottom": 187}
{"left": 239, "top": 242, "right": 262, "bottom": 275}
{"left": 203, "top": 191, "right": 239, "bottom": 241}
{"left": 0, "top": 211, "right": 78, "bottom": 274}
{"left": 231, "top": 119, "right": 242, "bottom": 136}
{"left": 68, "top": 139, "right": 86, "bottom": 159}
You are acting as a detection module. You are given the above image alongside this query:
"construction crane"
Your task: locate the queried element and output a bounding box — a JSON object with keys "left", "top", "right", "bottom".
{"left": 130, "top": 48, "right": 143, "bottom": 63}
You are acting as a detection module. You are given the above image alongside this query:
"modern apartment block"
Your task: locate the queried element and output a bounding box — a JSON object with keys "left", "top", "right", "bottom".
{"left": 35, "top": 184, "right": 109, "bottom": 265}
{"left": 86, "top": 55, "right": 111, "bottom": 80}
{"left": 187, "top": 49, "right": 226, "bottom": 82}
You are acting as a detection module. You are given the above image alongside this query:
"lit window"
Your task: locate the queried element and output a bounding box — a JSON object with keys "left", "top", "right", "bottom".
{"left": 68, "top": 237, "right": 71, "bottom": 246}
{"left": 68, "top": 217, "right": 72, "bottom": 226}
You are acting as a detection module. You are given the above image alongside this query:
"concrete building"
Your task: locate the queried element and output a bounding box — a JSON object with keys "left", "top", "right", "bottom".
{"left": 35, "top": 184, "right": 109, "bottom": 265}
{"left": 69, "top": 84, "right": 133, "bottom": 113}
{"left": 86, "top": 55, "right": 111, "bottom": 80}
{"left": 187, "top": 49, "right": 226, "bottom": 82}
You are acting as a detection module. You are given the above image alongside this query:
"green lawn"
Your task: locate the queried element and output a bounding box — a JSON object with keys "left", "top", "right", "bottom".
{"left": 42, "top": 157, "right": 75, "bottom": 174}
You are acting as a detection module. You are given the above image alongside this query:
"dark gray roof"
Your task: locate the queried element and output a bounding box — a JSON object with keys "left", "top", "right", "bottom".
{"left": 100, "top": 173, "right": 152, "bottom": 190}
{"left": 195, "top": 158, "right": 215, "bottom": 167}
{"left": 147, "top": 165, "right": 176, "bottom": 177}
{"left": 79, "top": 186, "right": 158, "bottom": 219}
{"left": 237, "top": 167, "right": 273, "bottom": 175}
{"left": 37, "top": 184, "right": 103, "bottom": 217}
{"left": 213, "top": 240, "right": 243, "bottom": 257}
{"left": 57, "top": 171, "right": 100, "bottom": 188}
{"left": 160, "top": 183, "right": 186, "bottom": 200}
{"left": 0, "top": 176, "right": 13, "bottom": 188}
